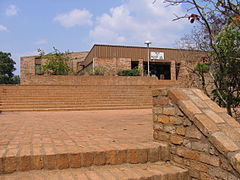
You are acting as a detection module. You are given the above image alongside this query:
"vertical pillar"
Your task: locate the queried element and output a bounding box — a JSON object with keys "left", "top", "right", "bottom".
{"left": 138, "top": 59, "right": 144, "bottom": 76}
{"left": 171, "top": 61, "right": 176, "bottom": 80}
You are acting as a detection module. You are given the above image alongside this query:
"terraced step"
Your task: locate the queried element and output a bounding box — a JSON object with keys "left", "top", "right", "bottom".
{"left": 0, "top": 142, "right": 168, "bottom": 174}
{"left": 0, "top": 162, "right": 189, "bottom": 180}
{"left": 0, "top": 105, "right": 152, "bottom": 112}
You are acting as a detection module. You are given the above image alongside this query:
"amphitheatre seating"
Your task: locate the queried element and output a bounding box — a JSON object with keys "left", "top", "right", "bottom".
{"left": 0, "top": 84, "right": 175, "bottom": 112}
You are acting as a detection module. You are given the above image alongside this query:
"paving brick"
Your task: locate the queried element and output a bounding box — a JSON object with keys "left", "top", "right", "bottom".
{"left": 193, "top": 114, "right": 219, "bottom": 136}
{"left": 44, "top": 155, "right": 57, "bottom": 170}
{"left": 18, "top": 156, "right": 32, "bottom": 171}
{"left": 32, "top": 155, "right": 43, "bottom": 170}
{"left": 57, "top": 154, "right": 69, "bottom": 169}
{"left": 69, "top": 153, "right": 81, "bottom": 168}
{"left": 209, "top": 132, "right": 240, "bottom": 155}
{"left": 82, "top": 152, "right": 94, "bottom": 167}
{"left": 94, "top": 151, "right": 106, "bottom": 166}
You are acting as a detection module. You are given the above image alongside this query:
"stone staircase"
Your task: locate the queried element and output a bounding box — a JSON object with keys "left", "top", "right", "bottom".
{"left": 0, "top": 85, "right": 164, "bottom": 112}
{"left": 0, "top": 141, "right": 189, "bottom": 179}
{"left": 0, "top": 109, "right": 189, "bottom": 179}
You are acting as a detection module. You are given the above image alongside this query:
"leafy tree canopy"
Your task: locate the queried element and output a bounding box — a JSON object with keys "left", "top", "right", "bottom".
{"left": 0, "top": 51, "right": 17, "bottom": 84}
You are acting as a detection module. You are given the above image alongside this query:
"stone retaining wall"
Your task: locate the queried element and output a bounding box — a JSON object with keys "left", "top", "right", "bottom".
{"left": 153, "top": 88, "right": 240, "bottom": 180}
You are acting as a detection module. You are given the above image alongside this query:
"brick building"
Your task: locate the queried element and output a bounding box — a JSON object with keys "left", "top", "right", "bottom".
{"left": 20, "top": 44, "right": 207, "bottom": 83}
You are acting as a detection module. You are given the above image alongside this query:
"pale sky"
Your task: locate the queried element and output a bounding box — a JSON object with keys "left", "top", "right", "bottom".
{"left": 0, "top": 0, "right": 191, "bottom": 74}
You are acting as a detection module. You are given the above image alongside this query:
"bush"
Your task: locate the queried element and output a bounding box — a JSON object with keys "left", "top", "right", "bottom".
{"left": 118, "top": 68, "right": 140, "bottom": 76}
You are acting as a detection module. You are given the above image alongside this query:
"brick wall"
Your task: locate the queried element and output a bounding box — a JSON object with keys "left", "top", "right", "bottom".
{"left": 153, "top": 88, "right": 240, "bottom": 180}
{"left": 20, "top": 75, "right": 178, "bottom": 86}
{"left": 94, "top": 57, "right": 131, "bottom": 70}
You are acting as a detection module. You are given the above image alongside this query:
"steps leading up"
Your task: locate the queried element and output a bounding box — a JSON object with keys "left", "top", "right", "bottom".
{"left": 0, "top": 85, "right": 163, "bottom": 112}
{"left": 0, "top": 162, "right": 189, "bottom": 180}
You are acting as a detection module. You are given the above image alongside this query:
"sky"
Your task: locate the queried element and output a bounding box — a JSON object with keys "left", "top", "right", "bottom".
{"left": 0, "top": 0, "right": 192, "bottom": 75}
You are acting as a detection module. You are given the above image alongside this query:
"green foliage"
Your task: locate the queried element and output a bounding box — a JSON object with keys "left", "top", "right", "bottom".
{"left": 118, "top": 68, "right": 140, "bottom": 76}
{"left": 0, "top": 51, "right": 16, "bottom": 84}
{"left": 194, "top": 63, "right": 209, "bottom": 73}
{"left": 41, "top": 48, "right": 71, "bottom": 75}
{"left": 89, "top": 67, "right": 108, "bottom": 76}
{"left": 211, "top": 24, "right": 240, "bottom": 115}
{"left": 12, "top": 75, "right": 20, "bottom": 84}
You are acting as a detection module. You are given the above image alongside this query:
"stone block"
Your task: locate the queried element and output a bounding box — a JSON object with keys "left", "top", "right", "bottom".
{"left": 152, "top": 89, "right": 168, "bottom": 97}
{"left": 170, "top": 135, "right": 184, "bottom": 145}
{"left": 186, "top": 126, "right": 203, "bottom": 139}
{"left": 205, "top": 100, "right": 226, "bottom": 113}
{"left": 168, "top": 89, "right": 189, "bottom": 104}
{"left": 169, "top": 116, "right": 183, "bottom": 125}
{"left": 209, "top": 132, "right": 240, "bottom": 155}
{"left": 157, "top": 115, "right": 169, "bottom": 124}
{"left": 163, "top": 125, "right": 176, "bottom": 134}
{"left": 176, "top": 147, "right": 200, "bottom": 160}
{"left": 203, "top": 109, "right": 225, "bottom": 124}
{"left": 193, "top": 114, "right": 219, "bottom": 136}
{"left": 230, "top": 153, "right": 240, "bottom": 174}
{"left": 192, "top": 88, "right": 209, "bottom": 101}
{"left": 162, "top": 107, "right": 176, "bottom": 116}
{"left": 199, "top": 153, "right": 220, "bottom": 167}
{"left": 153, "top": 97, "right": 169, "bottom": 106}
{"left": 179, "top": 100, "right": 202, "bottom": 119}
{"left": 153, "top": 131, "right": 170, "bottom": 141}
{"left": 176, "top": 127, "right": 186, "bottom": 136}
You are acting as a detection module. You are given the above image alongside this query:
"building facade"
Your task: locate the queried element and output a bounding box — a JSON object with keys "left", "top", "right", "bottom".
{"left": 20, "top": 44, "right": 207, "bottom": 84}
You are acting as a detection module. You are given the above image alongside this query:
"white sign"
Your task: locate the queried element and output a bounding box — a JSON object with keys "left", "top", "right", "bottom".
{"left": 150, "top": 52, "right": 164, "bottom": 60}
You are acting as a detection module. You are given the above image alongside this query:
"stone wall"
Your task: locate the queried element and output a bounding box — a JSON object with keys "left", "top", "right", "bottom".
{"left": 20, "top": 75, "right": 177, "bottom": 86}
{"left": 153, "top": 88, "right": 240, "bottom": 180}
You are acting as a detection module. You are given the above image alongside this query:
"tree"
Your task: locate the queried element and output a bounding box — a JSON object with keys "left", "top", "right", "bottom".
{"left": 0, "top": 51, "right": 16, "bottom": 84}
{"left": 211, "top": 24, "right": 240, "bottom": 116}
{"left": 40, "top": 48, "right": 72, "bottom": 75}
{"left": 163, "top": 0, "right": 240, "bottom": 116}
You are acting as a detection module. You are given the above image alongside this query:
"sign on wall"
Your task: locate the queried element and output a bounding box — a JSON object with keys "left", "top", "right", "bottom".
{"left": 150, "top": 52, "right": 164, "bottom": 60}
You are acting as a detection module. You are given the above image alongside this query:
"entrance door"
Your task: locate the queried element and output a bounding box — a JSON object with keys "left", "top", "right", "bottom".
{"left": 143, "top": 62, "right": 171, "bottom": 80}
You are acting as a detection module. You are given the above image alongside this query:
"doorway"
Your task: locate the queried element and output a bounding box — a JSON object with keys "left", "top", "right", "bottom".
{"left": 143, "top": 62, "right": 171, "bottom": 80}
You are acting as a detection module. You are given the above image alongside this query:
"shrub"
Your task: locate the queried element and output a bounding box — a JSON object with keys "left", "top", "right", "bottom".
{"left": 118, "top": 68, "right": 140, "bottom": 76}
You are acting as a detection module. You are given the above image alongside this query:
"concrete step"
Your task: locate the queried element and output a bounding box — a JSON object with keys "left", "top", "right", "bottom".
{"left": 0, "top": 162, "right": 189, "bottom": 180}
{"left": 0, "top": 142, "right": 169, "bottom": 174}
{"left": 0, "top": 105, "right": 152, "bottom": 112}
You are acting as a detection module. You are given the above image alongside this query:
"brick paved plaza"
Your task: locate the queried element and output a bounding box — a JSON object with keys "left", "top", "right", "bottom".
{"left": 0, "top": 109, "right": 153, "bottom": 158}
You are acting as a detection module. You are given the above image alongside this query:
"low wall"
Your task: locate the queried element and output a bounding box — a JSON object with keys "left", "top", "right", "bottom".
{"left": 20, "top": 75, "right": 177, "bottom": 86}
{"left": 153, "top": 88, "right": 240, "bottom": 180}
